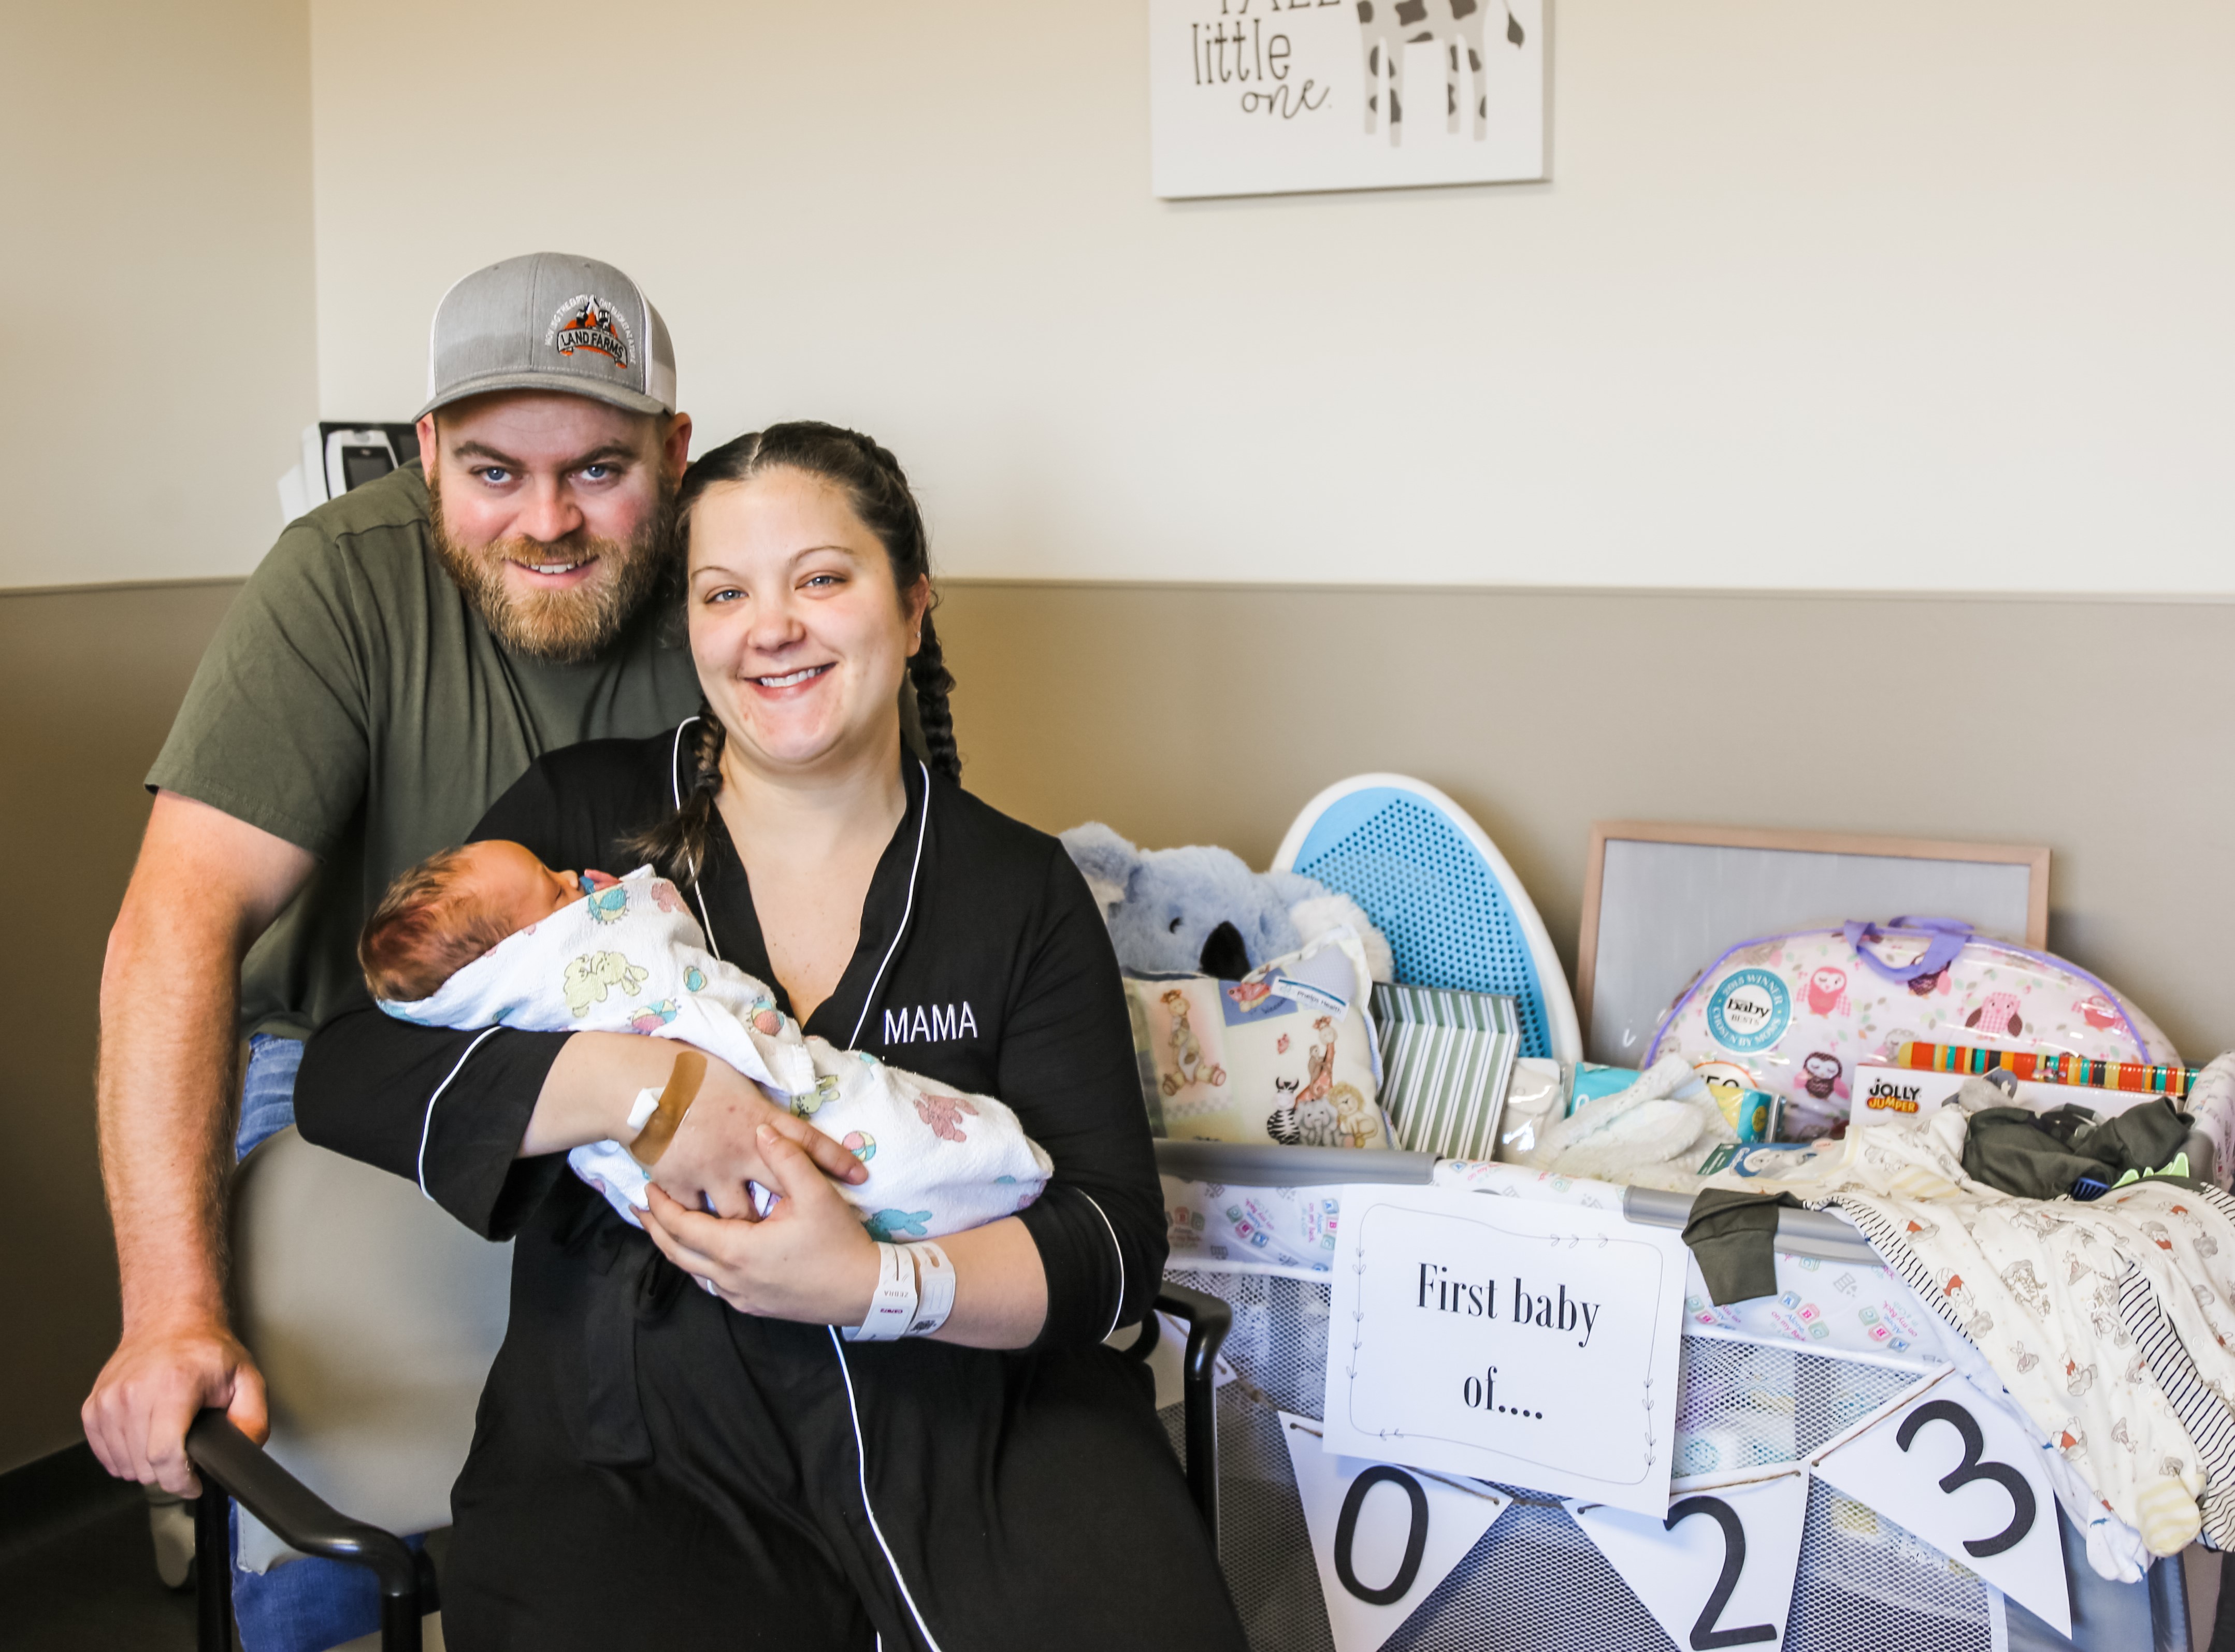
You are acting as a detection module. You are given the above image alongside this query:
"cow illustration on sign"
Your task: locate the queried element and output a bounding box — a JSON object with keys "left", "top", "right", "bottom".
{"left": 1358, "top": 0, "right": 1526, "bottom": 145}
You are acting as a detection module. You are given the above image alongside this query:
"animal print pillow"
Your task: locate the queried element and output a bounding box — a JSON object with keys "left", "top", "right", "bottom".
{"left": 1124, "top": 930, "right": 1390, "bottom": 1150}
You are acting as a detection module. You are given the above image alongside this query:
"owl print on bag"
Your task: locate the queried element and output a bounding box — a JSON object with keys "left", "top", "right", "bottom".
{"left": 1801, "top": 1052, "right": 1843, "bottom": 1101}
{"left": 1966, "top": 990, "right": 2025, "bottom": 1039}
{"left": 1803, "top": 967, "right": 1851, "bottom": 1018}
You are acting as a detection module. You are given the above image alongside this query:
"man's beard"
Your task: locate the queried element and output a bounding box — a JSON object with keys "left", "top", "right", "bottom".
{"left": 428, "top": 471, "right": 677, "bottom": 665}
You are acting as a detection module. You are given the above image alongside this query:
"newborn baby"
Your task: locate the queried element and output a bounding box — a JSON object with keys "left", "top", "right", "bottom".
{"left": 360, "top": 841, "right": 1052, "bottom": 1242}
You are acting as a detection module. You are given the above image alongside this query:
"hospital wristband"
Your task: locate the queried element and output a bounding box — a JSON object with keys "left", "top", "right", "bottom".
{"left": 901, "top": 1241, "right": 956, "bottom": 1338}
{"left": 843, "top": 1242, "right": 919, "bottom": 1342}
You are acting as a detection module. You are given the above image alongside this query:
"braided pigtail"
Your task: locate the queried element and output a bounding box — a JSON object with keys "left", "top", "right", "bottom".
{"left": 908, "top": 610, "right": 960, "bottom": 782}
{"left": 624, "top": 701, "right": 728, "bottom": 884}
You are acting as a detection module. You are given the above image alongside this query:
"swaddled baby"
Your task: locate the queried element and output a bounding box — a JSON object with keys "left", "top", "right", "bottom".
{"left": 359, "top": 842, "right": 1052, "bottom": 1242}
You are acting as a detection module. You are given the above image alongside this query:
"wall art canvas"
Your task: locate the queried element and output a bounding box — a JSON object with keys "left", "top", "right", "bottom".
{"left": 1150, "top": 0, "right": 1545, "bottom": 199}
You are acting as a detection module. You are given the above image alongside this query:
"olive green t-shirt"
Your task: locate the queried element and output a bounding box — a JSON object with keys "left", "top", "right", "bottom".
{"left": 148, "top": 463, "right": 702, "bottom": 1039}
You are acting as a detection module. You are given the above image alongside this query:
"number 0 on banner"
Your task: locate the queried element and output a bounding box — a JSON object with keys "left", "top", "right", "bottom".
{"left": 1571, "top": 1471, "right": 1809, "bottom": 1652}
{"left": 1279, "top": 1414, "right": 1511, "bottom": 1652}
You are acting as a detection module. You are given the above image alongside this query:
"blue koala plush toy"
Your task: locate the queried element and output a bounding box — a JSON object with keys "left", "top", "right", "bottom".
{"left": 1059, "top": 823, "right": 1393, "bottom": 983}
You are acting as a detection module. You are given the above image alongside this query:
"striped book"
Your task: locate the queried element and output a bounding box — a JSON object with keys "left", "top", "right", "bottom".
{"left": 1372, "top": 983, "right": 1521, "bottom": 1160}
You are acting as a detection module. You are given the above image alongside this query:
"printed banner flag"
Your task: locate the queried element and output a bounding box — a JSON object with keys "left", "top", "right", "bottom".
{"left": 1280, "top": 1413, "right": 1509, "bottom": 1652}
{"left": 1814, "top": 1372, "right": 2069, "bottom": 1636}
{"left": 1571, "top": 1470, "right": 1810, "bottom": 1652}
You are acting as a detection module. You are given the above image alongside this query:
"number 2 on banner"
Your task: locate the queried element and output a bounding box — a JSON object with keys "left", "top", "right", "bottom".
{"left": 1663, "top": 1497, "right": 1776, "bottom": 1649}
{"left": 1570, "top": 1472, "right": 1809, "bottom": 1652}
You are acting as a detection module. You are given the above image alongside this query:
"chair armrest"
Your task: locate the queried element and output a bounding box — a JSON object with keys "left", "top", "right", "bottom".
{"left": 186, "top": 1410, "right": 431, "bottom": 1652}
{"left": 1154, "top": 1283, "right": 1233, "bottom": 1547}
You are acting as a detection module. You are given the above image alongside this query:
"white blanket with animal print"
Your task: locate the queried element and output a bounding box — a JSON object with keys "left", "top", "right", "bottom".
{"left": 1790, "top": 1111, "right": 2235, "bottom": 1561}
{"left": 381, "top": 864, "right": 1052, "bottom": 1243}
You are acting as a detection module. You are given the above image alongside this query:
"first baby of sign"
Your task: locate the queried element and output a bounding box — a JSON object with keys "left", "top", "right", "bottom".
{"left": 1324, "top": 1187, "right": 1690, "bottom": 1515}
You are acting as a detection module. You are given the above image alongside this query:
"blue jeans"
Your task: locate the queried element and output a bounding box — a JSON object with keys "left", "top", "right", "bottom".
{"left": 232, "top": 1034, "right": 422, "bottom": 1651}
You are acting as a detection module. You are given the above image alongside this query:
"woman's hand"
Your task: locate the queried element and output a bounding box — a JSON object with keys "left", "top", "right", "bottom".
{"left": 522, "top": 1031, "right": 866, "bottom": 1217}
{"left": 652, "top": 1076, "right": 867, "bottom": 1219}
{"left": 642, "top": 1126, "right": 880, "bottom": 1324}
{"left": 644, "top": 1126, "right": 1052, "bottom": 1347}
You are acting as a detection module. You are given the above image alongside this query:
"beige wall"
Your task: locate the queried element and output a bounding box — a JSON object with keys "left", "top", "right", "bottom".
{"left": 936, "top": 581, "right": 2235, "bottom": 1061}
{"left": 4, "top": 0, "right": 318, "bottom": 591}
{"left": 307, "top": 0, "right": 2235, "bottom": 592}
{"left": 0, "top": 584, "right": 246, "bottom": 1473}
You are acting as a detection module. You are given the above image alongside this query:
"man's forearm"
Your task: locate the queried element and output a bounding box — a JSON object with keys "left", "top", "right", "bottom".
{"left": 83, "top": 792, "right": 315, "bottom": 1489}
{"left": 96, "top": 899, "right": 249, "bottom": 1331}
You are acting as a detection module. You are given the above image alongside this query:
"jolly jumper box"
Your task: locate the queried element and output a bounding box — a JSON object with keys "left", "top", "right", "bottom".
{"left": 1848, "top": 1063, "right": 2159, "bottom": 1131}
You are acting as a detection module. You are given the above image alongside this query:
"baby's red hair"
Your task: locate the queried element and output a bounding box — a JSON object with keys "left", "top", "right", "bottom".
{"left": 359, "top": 847, "right": 516, "bottom": 1003}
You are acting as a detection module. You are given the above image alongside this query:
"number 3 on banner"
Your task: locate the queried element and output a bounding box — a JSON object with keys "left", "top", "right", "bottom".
{"left": 1895, "top": 1399, "right": 2036, "bottom": 1558}
{"left": 1663, "top": 1498, "right": 1776, "bottom": 1649}
{"left": 1813, "top": 1373, "right": 2069, "bottom": 1637}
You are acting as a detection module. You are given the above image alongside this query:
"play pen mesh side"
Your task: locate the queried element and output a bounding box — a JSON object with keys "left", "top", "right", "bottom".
{"left": 1161, "top": 1266, "right": 1993, "bottom": 1652}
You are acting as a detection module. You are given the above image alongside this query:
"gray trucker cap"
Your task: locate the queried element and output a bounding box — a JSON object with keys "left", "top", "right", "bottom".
{"left": 419, "top": 251, "right": 676, "bottom": 419}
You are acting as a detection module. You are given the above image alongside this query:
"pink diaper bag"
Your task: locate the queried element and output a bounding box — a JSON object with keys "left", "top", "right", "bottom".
{"left": 1646, "top": 917, "right": 2179, "bottom": 1139}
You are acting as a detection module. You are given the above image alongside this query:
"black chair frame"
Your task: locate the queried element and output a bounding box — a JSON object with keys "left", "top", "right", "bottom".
{"left": 188, "top": 1283, "right": 1232, "bottom": 1652}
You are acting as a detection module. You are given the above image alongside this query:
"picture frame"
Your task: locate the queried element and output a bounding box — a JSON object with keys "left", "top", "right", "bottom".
{"left": 1576, "top": 821, "right": 2051, "bottom": 1067}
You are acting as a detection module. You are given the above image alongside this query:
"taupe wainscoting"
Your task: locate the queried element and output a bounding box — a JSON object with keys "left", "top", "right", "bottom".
{"left": 1, "top": 580, "right": 242, "bottom": 1471}
{"left": 6, "top": 574, "right": 2229, "bottom": 1469}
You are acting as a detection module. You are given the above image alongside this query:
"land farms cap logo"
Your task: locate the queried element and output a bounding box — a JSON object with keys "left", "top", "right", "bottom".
{"left": 546, "top": 294, "right": 635, "bottom": 368}
{"left": 1706, "top": 968, "right": 1791, "bottom": 1054}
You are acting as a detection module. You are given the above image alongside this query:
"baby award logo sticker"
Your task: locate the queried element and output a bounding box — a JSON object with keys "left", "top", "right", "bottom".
{"left": 1148, "top": 0, "right": 1545, "bottom": 200}
{"left": 1322, "top": 1184, "right": 1688, "bottom": 1515}
{"left": 1708, "top": 969, "right": 1791, "bottom": 1054}
{"left": 547, "top": 295, "right": 633, "bottom": 367}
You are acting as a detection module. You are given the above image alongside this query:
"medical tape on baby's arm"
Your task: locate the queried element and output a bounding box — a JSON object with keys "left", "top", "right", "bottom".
{"left": 627, "top": 1050, "right": 708, "bottom": 1167}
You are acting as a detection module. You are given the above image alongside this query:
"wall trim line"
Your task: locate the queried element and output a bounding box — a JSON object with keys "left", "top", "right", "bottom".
{"left": 0, "top": 576, "right": 247, "bottom": 599}
{"left": 937, "top": 577, "right": 2235, "bottom": 608}
{"left": 8, "top": 573, "right": 2231, "bottom": 609}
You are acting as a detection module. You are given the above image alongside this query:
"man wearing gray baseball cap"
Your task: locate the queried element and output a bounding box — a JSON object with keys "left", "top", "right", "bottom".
{"left": 83, "top": 252, "right": 703, "bottom": 1648}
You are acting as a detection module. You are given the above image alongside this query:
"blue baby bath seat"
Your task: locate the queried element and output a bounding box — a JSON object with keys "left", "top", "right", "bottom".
{"left": 1274, "top": 774, "right": 1581, "bottom": 1063}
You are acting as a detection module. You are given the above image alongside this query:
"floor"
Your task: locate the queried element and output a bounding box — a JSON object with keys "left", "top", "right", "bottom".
{"left": 0, "top": 1490, "right": 199, "bottom": 1651}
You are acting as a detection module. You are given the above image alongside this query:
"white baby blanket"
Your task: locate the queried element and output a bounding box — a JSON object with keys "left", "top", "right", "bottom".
{"left": 383, "top": 865, "right": 1052, "bottom": 1241}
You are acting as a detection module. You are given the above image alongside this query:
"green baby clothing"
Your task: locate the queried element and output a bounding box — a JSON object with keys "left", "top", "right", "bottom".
{"left": 1960, "top": 1098, "right": 2194, "bottom": 1199}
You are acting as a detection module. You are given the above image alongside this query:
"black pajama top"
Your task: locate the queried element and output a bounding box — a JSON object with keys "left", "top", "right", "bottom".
{"left": 296, "top": 726, "right": 1247, "bottom": 1652}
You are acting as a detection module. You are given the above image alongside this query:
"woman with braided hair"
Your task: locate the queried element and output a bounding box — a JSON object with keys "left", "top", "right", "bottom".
{"left": 297, "top": 422, "right": 1245, "bottom": 1649}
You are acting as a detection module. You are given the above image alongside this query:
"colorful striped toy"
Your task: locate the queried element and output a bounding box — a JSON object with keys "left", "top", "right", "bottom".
{"left": 1894, "top": 1039, "right": 2196, "bottom": 1100}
